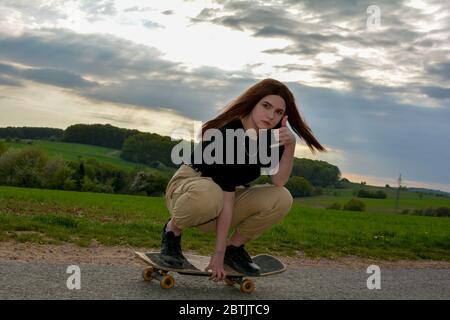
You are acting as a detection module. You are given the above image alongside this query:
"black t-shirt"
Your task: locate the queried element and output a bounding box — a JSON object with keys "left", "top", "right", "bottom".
{"left": 188, "top": 119, "right": 285, "bottom": 192}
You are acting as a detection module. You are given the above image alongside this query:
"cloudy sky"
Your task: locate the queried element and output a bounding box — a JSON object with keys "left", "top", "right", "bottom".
{"left": 0, "top": 0, "right": 449, "bottom": 192}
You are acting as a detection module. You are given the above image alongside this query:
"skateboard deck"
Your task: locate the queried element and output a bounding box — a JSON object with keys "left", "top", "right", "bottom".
{"left": 135, "top": 251, "right": 286, "bottom": 293}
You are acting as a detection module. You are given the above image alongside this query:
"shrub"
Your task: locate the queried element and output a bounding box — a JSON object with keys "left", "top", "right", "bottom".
{"left": 63, "top": 178, "right": 77, "bottom": 191}
{"left": 250, "top": 175, "right": 271, "bottom": 186}
{"left": 81, "top": 176, "right": 102, "bottom": 192}
{"left": 412, "top": 207, "right": 450, "bottom": 217}
{"left": 0, "top": 147, "right": 48, "bottom": 187}
{"left": 435, "top": 207, "right": 450, "bottom": 217}
{"left": 285, "top": 176, "right": 313, "bottom": 197}
{"left": 312, "top": 187, "right": 323, "bottom": 196}
{"left": 0, "top": 141, "right": 8, "bottom": 156}
{"left": 343, "top": 198, "right": 366, "bottom": 211}
{"left": 327, "top": 202, "right": 342, "bottom": 210}
{"left": 357, "top": 189, "right": 387, "bottom": 199}
{"left": 400, "top": 209, "right": 410, "bottom": 215}
{"left": 130, "top": 171, "right": 168, "bottom": 196}
{"left": 42, "top": 156, "right": 75, "bottom": 189}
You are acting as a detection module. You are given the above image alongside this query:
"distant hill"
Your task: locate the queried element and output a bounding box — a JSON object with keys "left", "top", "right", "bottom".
{"left": 1, "top": 139, "right": 171, "bottom": 174}
{"left": 1, "top": 123, "right": 342, "bottom": 179}
{"left": 407, "top": 187, "right": 450, "bottom": 197}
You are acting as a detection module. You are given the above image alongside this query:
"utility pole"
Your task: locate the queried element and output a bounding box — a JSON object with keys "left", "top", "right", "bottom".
{"left": 395, "top": 173, "right": 402, "bottom": 212}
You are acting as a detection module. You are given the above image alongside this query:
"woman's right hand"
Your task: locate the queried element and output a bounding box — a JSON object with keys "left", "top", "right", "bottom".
{"left": 205, "top": 252, "right": 227, "bottom": 282}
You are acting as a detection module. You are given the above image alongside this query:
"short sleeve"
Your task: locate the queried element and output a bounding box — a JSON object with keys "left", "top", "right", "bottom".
{"left": 201, "top": 125, "right": 238, "bottom": 192}
{"left": 259, "top": 130, "right": 285, "bottom": 168}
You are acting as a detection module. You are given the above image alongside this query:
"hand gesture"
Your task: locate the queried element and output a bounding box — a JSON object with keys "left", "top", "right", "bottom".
{"left": 271, "top": 115, "right": 296, "bottom": 148}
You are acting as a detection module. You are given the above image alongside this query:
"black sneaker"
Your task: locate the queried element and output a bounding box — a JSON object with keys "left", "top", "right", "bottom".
{"left": 160, "top": 221, "right": 187, "bottom": 268}
{"left": 224, "top": 245, "right": 261, "bottom": 276}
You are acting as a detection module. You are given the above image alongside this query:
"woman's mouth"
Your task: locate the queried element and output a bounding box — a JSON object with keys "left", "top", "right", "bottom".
{"left": 262, "top": 120, "right": 271, "bottom": 126}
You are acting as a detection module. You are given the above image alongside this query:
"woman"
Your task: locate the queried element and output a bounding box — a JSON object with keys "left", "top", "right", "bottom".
{"left": 162, "top": 78, "right": 326, "bottom": 282}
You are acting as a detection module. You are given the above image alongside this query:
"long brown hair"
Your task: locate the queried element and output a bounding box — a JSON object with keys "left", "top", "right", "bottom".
{"left": 201, "top": 78, "right": 326, "bottom": 154}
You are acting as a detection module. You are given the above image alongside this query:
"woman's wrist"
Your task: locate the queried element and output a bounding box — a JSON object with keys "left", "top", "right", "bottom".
{"left": 214, "top": 249, "right": 225, "bottom": 257}
{"left": 285, "top": 142, "right": 296, "bottom": 151}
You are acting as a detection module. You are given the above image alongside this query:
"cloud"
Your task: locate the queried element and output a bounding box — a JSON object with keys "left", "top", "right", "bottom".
{"left": 420, "top": 86, "right": 450, "bottom": 100}
{"left": 123, "top": 6, "right": 153, "bottom": 13}
{"left": 142, "top": 20, "right": 165, "bottom": 29}
{"left": 0, "top": 29, "right": 180, "bottom": 79}
{"left": 80, "top": 0, "right": 117, "bottom": 21}
{"left": 285, "top": 80, "right": 450, "bottom": 184}
{"left": 0, "top": 75, "right": 21, "bottom": 86}
{"left": 0, "top": 29, "right": 252, "bottom": 119}
{"left": 0, "top": 0, "right": 70, "bottom": 24}
{"left": 425, "top": 62, "right": 450, "bottom": 82}
{"left": 22, "top": 68, "right": 98, "bottom": 89}
{"left": 190, "top": 0, "right": 450, "bottom": 108}
{"left": 0, "top": 62, "right": 98, "bottom": 89}
{"left": 162, "top": 10, "right": 175, "bottom": 15}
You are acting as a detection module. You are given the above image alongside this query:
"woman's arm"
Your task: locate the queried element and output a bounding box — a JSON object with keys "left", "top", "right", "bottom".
{"left": 271, "top": 143, "right": 295, "bottom": 186}
{"left": 205, "top": 190, "right": 235, "bottom": 281}
{"left": 215, "top": 191, "right": 235, "bottom": 254}
{"left": 270, "top": 116, "right": 296, "bottom": 187}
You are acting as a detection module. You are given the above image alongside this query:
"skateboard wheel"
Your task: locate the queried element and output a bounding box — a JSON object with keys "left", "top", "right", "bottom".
{"left": 142, "top": 267, "right": 154, "bottom": 281}
{"left": 160, "top": 275, "right": 175, "bottom": 289}
{"left": 224, "top": 278, "right": 236, "bottom": 286}
{"left": 240, "top": 279, "right": 255, "bottom": 294}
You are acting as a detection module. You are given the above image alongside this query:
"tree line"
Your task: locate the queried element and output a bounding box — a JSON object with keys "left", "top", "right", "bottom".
{"left": 0, "top": 123, "right": 344, "bottom": 192}
{"left": 0, "top": 143, "right": 171, "bottom": 196}
{"left": 0, "top": 127, "right": 64, "bottom": 140}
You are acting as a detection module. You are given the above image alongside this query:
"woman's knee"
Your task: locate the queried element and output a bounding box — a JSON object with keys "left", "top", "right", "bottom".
{"left": 272, "top": 186, "right": 293, "bottom": 216}
{"left": 173, "top": 179, "right": 223, "bottom": 220}
{"left": 192, "top": 181, "right": 223, "bottom": 213}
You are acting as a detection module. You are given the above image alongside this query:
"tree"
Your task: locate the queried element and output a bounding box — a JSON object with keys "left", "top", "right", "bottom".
{"left": 0, "top": 126, "right": 64, "bottom": 140}
{"left": 285, "top": 176, "right": 313, "bottom": 197}
{"left": 73, "top": 160, "right": 85, "bottom": 190}
{"left": 0, "top": 141, "right": 7, "bottom": 156}
{"left": 121, "top": 133, "right": 178, "bottom": 168}
{"left": 290, "top": 158, "right": 341, "bottom": 187}
{"left": 130, "top": 171, "right": 168, "bottom": 196}
{"left": 63, "top": 123, "right": 139, "bottom": 149}
{"left": 42, "top": 156, "right": 74, "bottom": 189}
{"left": 0, "top": 147, "right": 48, "bottom": 187}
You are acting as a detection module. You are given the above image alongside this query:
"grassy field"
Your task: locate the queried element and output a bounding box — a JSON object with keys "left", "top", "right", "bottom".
{"left": 2, "top": 139, "right": 157, "bottom": 172}
{"left": 1, "top": 185, "right": 449, "bottom": 261}
{"left": 296, "top": 192, "right": 450, "bottom": 214}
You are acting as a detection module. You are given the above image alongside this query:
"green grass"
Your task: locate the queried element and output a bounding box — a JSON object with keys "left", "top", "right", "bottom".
{"left": 297, "top": 192, "right": 450, "bottom": 214}
{"left": 2, "top": 139, "right": 153, "bottom": 172}
{"left": 1, "top": 185, "right": 449, "bottom": 260}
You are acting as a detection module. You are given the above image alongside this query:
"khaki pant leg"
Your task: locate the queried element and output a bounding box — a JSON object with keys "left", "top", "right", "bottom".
{"left": 196, "top": 183, "right": 293, "bottom": 240}
{"left": 231, "top": 184, "right": 293, "bottom": 240}
{"left": 165, "top": 165, "right": 224, "bottom": 230}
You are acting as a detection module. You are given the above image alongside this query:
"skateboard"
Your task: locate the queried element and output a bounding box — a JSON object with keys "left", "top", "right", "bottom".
{"left": 135, "top": 251, "right": 286, "bottom": 294}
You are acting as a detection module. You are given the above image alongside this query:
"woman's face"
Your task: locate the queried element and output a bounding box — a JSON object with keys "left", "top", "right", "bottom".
{"left": 251, "top": 95, "right": 286, "bottom": 130}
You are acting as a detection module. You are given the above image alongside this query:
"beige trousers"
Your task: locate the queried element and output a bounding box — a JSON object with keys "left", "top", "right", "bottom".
{"left": 164, "top": 164, "right": 293, "bottom": 240}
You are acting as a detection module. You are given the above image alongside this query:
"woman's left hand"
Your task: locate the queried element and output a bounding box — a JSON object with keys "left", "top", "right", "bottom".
{"left": 272, "top": 116, "right": 296, "bottom": 148}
